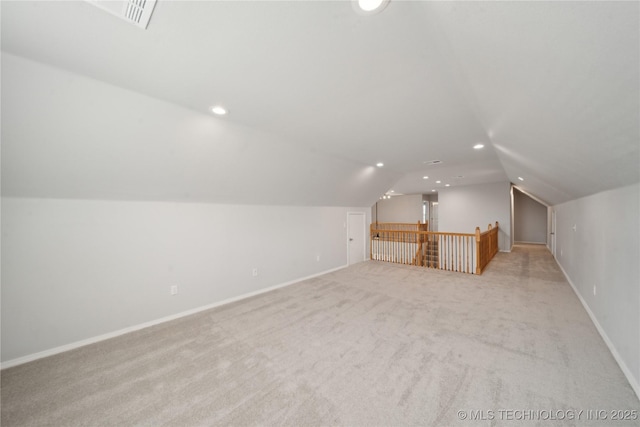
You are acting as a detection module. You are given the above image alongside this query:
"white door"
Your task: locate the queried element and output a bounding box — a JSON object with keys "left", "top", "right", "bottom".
{"left": 550, "top": 210, "right": 557, "bottom": 257}
{"left": 348, "top": 212, "right": 366, "bottom": 265}
{"left": 430, "top": 202, "right": 439, "bottom": 231}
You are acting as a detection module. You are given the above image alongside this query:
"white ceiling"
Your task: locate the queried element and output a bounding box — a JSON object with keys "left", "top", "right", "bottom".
{"left": 1, "top": 0, "right": 638, "bottom": 206}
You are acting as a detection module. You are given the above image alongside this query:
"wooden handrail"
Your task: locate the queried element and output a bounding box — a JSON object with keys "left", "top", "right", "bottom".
{"left": 371, "top": 222, "right": 427, "bottom": 226}
{"left": 372, "top": 230, "right": 475, "bottom": 238}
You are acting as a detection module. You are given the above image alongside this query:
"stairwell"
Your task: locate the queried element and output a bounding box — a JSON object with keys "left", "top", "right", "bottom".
{"left": 422, "top": 239, "right": 439, "bottom": 268}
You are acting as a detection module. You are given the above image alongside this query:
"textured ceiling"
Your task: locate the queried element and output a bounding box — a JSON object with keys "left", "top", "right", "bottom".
{"left": 1, "top": 1, "right": 638, "bottom": 206}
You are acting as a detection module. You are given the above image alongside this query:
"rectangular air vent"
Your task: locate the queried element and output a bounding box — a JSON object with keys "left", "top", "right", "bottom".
{"left": 423, "top": 160, "right": 443, "bottom": 166}
{"left": 84, "top": 0, "right": 157, "bottom": 29}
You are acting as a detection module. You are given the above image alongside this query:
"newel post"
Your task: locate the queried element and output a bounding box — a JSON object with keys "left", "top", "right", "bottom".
{"left": 475, "top": 226, "right": 481, "bottom": 274}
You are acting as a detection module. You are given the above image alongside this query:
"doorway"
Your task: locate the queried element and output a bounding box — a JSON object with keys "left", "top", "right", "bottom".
{"left": 347, "top": 212, "right": 366, "bottom": 265}
{"left": 430, "top": 202, "right": 439, "bottom": 231}
{"left": 551, "top": 210, "right": 557, "bottom": 257}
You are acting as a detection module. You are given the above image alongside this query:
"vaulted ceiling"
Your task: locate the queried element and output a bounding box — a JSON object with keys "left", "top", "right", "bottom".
{"left": 2, "top": 1, "right": 638, "bottom": 207}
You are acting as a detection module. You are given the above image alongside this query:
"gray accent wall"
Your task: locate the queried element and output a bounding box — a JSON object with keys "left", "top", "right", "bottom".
{"left": 553, "top": 183, "right": 639, "bottom": 396}
{"left": 514, "top": 188, "right": 548, "bottom": 244}
{"left": 373, "top": 194, "right": 424, "bottom": 224}
{"left": 1, "top": 198, "right": 370, "bottom": 363}
{"left": 438, "top": 181, "right": 512, "bottom": 251}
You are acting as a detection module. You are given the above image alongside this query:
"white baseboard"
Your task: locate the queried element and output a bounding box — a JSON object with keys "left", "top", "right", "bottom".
{"left": 1, "top": 264, "right": 348, "bottom": 370}
{"left": 555, "top": 260, "right": 640, "bottom": 401}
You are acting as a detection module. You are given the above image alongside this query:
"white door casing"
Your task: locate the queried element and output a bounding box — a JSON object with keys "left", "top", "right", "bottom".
{"left": 347, "top": 212, "right": 366, "bottom": 265}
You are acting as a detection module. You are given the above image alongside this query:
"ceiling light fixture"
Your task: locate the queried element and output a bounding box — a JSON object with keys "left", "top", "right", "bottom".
{"left": 423, "top": 176, "right": 429, "bottom": 180}
{"left": 353, "top": 0, "right": 390, "bottom": 14}
{"left": 436, "top": 180, "right": 441, "bottom": 184}
{"left": 432, "top": 189, "right": 436, "bottom": 192}
{"left": 518, "top": 176, "right": 525, "bottom": 181}
{"left": 473, "top": 144, "right": 484, "bottom": 149}
{"left": 445, "top": 184, "right": 450, "bottom": 187}
{"left": 211, "top": 106, "right": 227, "bottom": 115}
{"left": 376, "top": 162, "right": 384, "bottom": 168}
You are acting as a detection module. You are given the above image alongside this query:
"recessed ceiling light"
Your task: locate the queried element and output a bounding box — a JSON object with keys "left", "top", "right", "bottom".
{"left": 518, "top": 176, "right": 524, "bottom": 181}
{"left": 436, "top": 180, "right": 441, "bottom": 184}
{"left": 445, "top": 184, "right": 451, "bottom": 187}
{"left": 376, "top": 162, "right": 384, "bottom": 168}
{"left": 354, "top": 0, "right": 390, "bottom": 14}
{"left": 211, "top": 106, "right": 227, "bottom": 115}
{"left": 473, "top": 144, "right": 484, "bottom": 149}
{"left": 432, "top": 189, "right": 436, "bottom": 192}
{"left": 423, "top": 176, "right": 429, "bottom": 180}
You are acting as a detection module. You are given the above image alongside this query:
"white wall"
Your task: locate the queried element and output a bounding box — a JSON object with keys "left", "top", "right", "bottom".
{"left": 1, "top": 52, "right": 400, "bottom": 208}
{"left": 1, "top": 197, "right": 369, "bottom": 363}
{"left": 553, "top": 183, "right": 639, "bottom": 397}
{"left": 438, "top": 181, "right": 512, "bottom": 251}
{"left": 514, "top": 188, "right": 547, "bottom": 243}
{"left": 373, "top": 194, "right": 424, "bottom": 223}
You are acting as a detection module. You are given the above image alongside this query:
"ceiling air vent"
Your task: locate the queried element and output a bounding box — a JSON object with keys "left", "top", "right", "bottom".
{"left": 423, "top": 160, "right": 443, "bottom": 166}
{"left": 84, "top": 0, "right": 157, "bottom": 29}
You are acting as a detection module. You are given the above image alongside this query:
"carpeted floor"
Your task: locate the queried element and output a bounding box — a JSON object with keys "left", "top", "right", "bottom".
{"left": 2, "top": 244, "right": 639, "bottom": 426}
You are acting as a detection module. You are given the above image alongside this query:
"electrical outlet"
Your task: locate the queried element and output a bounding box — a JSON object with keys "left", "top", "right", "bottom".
{"left": 252, "top": 268, "right": 258, "bottom": 277}
{"left": 170, "top": 285, "right": 178, "bottom": 295}
{"left": 593, "top": 285, "right": 596, "bottom": 296}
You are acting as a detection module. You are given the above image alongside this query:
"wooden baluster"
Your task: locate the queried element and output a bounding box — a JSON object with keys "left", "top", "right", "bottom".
{"left": 475, "top": 226, "right": 481, "bottom": 274}
{"left": 391, "top": 231, "right": 394, "bottom": 263}
{"left": 452, "top": 235, "right": 456, "bottom": 272}
{"left": 394, "top": 231, "right": 398, "bottom": 263}
{"left": 456, "top": 235, "right": 460, "bottom": 272}
{"left": 466, "top": 236, "right": 470, "bottom": 273}
{"left": 442, "top": 235, "right": 446, "bottom": 270}
{"left": 443, "top": 235, "right": 447, "bottom": 271}
{"left": 449, "top": 235, "right": 453, "bottom": 271}
{"left": 371, "top": 224, "right": 374, "bottom": 260}
{"left": 402, "top": 231, "right": 406, "bottom": 264}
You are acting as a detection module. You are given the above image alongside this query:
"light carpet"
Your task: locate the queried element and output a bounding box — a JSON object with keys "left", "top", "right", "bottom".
{"left": 2, "top": 244, "right": 639, "bottom": 426}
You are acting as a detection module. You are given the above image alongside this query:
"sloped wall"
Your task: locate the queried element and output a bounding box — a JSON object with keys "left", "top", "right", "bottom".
{"left": 1, "top": 52, "right": 399, "bottom": 208}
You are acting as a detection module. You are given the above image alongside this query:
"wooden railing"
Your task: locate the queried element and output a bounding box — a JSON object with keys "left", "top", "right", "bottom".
{"left": 370, "top": 229, "right": 423, "bottom": 264}
{"left": 475, "top": 222, "right": 499, "bottom": 274}
{"left": 370, "top": 222, "right": 499, "bottom": 275}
